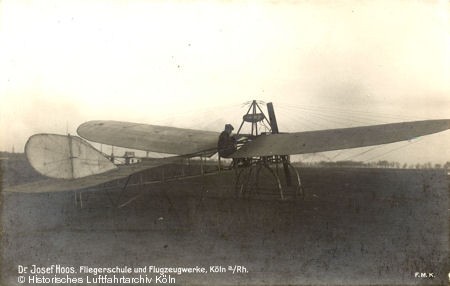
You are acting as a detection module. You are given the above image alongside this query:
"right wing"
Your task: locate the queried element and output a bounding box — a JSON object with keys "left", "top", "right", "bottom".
{"left": 230, "top": 119, "right": 450, "bottom": 158}
{"left": 77, "top": 120, "right": 219, "bottom": 155}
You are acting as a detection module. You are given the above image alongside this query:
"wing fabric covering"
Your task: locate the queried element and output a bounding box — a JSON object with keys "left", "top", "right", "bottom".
{"left": 25, "top": 134, "right": 116, "bottom": 179}
{"left": 230, "top": 119, "right": 450, "bottom": 158}
{"left": 77, "top": 120, "right": 219, "bottom": 155}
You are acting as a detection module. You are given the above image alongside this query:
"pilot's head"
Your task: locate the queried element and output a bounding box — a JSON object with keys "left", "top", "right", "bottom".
{"left": 224, "top": 124, "right": 234, "bottom": 134}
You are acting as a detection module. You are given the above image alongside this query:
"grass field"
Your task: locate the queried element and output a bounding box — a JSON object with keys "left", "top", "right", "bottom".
{"left": 1, "top": 156, "right": 449, "bottom": 285}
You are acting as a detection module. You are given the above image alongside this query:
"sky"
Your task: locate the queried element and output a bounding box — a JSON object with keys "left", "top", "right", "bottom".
{"left": 0, "top": 0, "right": 449, "bottom": 164}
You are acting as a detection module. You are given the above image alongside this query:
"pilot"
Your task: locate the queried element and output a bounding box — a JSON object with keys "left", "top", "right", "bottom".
{"left": 217, "top": 124, "right": 237, "bottom": 158}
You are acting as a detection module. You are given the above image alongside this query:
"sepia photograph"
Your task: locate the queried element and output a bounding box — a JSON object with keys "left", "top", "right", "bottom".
{"left": 1, "top": 1, "right": 449, "bottom": 285}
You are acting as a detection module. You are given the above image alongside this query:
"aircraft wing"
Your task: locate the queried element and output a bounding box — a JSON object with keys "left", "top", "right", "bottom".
{"left": 77, "top": 120, "right": 219, "bottom": 155}
{"left": 3, "top": 157, "right": 185, "bottom": 193}
{"left": 230, "top": 119, "right": 450, "bottom": 158}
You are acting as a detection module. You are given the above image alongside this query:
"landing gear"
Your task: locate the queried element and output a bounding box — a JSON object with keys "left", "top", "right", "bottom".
{"left": 233, "top": 156, "right": 304, "bottom": 201}
{"left": 231, "top": 100, "right": 305, "bottom": 201}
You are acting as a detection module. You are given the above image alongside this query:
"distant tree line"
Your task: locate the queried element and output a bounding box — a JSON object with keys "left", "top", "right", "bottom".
{"left": 293, "top": 160, "right": 450, "bottom": 170}
{"left": 1, "top": 151, "right": 449, "bottom": 170}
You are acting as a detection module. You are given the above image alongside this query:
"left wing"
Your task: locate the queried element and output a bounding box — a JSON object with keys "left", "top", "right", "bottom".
{"left": 77, "top": 120, "right": 219, "bottom": 155}
{"left": 7, "top": 119, "right": 221, "bottom": 193}
{"left": 230, "top": 119, "right": 450, "bottom": 158}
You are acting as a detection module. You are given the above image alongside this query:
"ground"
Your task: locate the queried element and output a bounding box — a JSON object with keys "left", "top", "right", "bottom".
{"left": 1, "top": 157, "right": 449, "bottom": 285}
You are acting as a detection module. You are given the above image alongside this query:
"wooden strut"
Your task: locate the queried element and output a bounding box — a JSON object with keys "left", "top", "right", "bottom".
{"left": 117, "top": 173, "right": 145, "bottom": 209}
{"left": 243, "top": 166, "right": 254, "bottom": 198}
{"left": 74, "top": 191, "right": 83, "bottom": 209}
{"left": 263, "top": 162, "right": 284, "bottom": 200}
{"left": 254, "top": 164, "right": 263, "bottom": 192}
{"left": 237, "top": 102, "right": 254, "bottom": 135}
{"left": 235, "top": 166, "right": 252, "bottom": 198}
{"left": 288, "top": 162, "right": 304, "bottom": 198}
{"left": 74, "top": 191, "right": 84, "bottom": 209}
{"left": 68, "top": 134, "right": 75, "bottom": 179}
{"left": 115, "top": 174, "right": 132, "bottom": 207}
{"left": 282, "top": 155, "right": 292, "bottom": 187}
{"left": 234, "top": 167, "right": 244, "bottom": 197}
{"left": 199, "top": 155, "right": 207, "bottom": 204}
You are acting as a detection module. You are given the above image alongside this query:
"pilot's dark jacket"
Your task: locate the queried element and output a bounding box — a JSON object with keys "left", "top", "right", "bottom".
{"left": 217, "top": 131, "right": 236, "bottom": 158}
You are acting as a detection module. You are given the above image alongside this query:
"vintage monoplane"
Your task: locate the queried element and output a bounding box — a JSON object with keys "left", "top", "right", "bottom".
{"left": 5, "top": 100, "right": 450, "bottom": 202}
